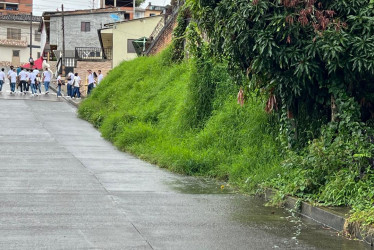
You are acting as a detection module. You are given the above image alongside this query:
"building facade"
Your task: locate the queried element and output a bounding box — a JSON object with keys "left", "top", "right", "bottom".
{"left": 0, "top": 14, "right": 41, "bottom": 67}
{"left": 43, "top": 8, "right": 128, "bottom": 56}
{"left": 99, "top": 15, "right": 162, "bottom": 67}
{"left": 0, "top": 0, "right": 32, "bottom": 15}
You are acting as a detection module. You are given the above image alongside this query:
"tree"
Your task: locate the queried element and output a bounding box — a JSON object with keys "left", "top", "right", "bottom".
{"left": 187, "top": 0, "right": 374, "bottom": 146}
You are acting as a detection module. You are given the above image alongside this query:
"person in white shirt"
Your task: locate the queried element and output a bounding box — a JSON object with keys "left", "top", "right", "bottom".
{"left": 25, "top": 69, "right": 31, "bottom": 92}
{"left": 36, "top": 73, "right": 42, "bottom": 94}
{"left": 29, "top": 71, "right": 37, "bottom": 96}
{"left": 9, "top": 69, "right": 17, "bottom": 94}
{"left": 0, "top": 68, "right": 5, "bottom": 92}
{"left": 7, "top": 66, "right": 14, "bottom": 84}
{"left": 72, "top": 73, "right": 81, "bottom": 99}
{"left": 42, "top": 67, "right": 52, "bottom": 94}
{"left": 18, "top": 68, "right": 28, "bottom": 94}
{"left": 87, "top": 69, "right": 94, "bottom": 95}
{"left": 97, "top": 70, "right": 104, "bottom": 85}
{"left": 67, "top": 71, "right": 74, "bottom": 98}
{"left": 56, "top": 73, "right": 63, "bottom": 97}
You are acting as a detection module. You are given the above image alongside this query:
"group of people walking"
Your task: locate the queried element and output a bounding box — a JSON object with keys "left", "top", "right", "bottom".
{"left": 0, "top": 66, "right": 51, "bottom": 96}
{"left": 0, "top": 66, "right": 103, "bottom": 98}
{"left": 60, "top": 69, "right": 103, "bottom": 99}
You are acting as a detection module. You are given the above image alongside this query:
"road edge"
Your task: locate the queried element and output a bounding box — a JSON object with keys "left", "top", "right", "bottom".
{"left": 264, "top": 189, "right": 374, "bottom": 246}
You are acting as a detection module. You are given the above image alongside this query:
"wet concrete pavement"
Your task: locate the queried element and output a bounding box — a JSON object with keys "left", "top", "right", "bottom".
{"left": 0, "top": 83, "right": 370, "bottom": 249}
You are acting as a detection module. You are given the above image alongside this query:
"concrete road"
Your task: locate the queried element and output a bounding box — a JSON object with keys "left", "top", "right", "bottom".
{"left": 0, "top": 85, "right": 369, "bottom": 249}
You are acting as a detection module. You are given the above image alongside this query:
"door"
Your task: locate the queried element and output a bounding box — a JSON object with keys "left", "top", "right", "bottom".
{"left": 12, "top": 50, "right": 20, "bottom": 66}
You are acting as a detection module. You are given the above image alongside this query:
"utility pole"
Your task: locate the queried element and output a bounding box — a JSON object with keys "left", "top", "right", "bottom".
{"left": 29, "top": 11, "right": 33, "bottom": 65}
{"left": 133, "top": 0, "right": 135, "bottom": 19}
{"left": 61, "top": 4, "right": 66, "bottom": 76}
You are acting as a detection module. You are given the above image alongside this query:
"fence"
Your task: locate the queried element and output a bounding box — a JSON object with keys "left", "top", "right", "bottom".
{"left": 75, "top": 47, "right": 113, "bottom": 60}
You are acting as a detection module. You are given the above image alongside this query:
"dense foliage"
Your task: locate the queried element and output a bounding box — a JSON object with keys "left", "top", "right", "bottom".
{"left": 185, "top": 0, "right": 374, "bottom": 225}
{"left": 78, "top": 48, "right": 282, "bottom": 190}
{"left": 188, "top": 0, "right": 374, "bottom": 146}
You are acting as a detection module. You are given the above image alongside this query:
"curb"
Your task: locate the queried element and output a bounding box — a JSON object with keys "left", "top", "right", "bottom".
{"left": 264, "top": 190, "right": 374, "bottom": 246}
{"left": 49, "top": 83, "right": 81, "bottom": 108}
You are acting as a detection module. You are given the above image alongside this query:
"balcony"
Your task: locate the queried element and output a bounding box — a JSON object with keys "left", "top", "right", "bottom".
{"left": 75, "top": 47, "right": 113, "bottom": 61}
{"left": 0, "top": 38, "right": 28, "bottom": 47}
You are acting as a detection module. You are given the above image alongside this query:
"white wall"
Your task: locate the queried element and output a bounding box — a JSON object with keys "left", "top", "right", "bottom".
{"left": 0, "top": 21, "right": 41, "bottom": 67}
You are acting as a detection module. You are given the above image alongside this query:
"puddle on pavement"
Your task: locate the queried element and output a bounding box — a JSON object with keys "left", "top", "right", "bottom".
{"left": 165, "top": 176, "right": 234, "bottom": 194}
{"left": 166, "top": 176, "right": 371, "bottom": 249}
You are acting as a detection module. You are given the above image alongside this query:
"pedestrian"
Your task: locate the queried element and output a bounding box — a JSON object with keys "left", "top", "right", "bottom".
{"left": 97, "top": 70, "right": 103, "bottom": 85}
{"left": 15, "top": 66, "right": 21, "bottom": 92}
{"left": 0, "top": 68, "right": 5, "bottom": 92}
{"left": 56, "top": 72, "right": 63, "bottom": 97}
{"left": 36, "top": 73, "right": 42, "bottom": 94}
{"left": 25, "top": 69, "right": 31, "bottom": 92}
{"left": 7, "top": 66, "right": 14, "bottom": 87}
{"left": 9, "top": 69, "right": 17, "bottom": 94}
{"left": 66, "top": 71, "right": 74, "bottom": 98}
{"left": 7, "top": 66, "right": 14, "bottom": 81}
{"left": 72, "top": 72, "right": 81, "bottom": 99}
{"left": 19, "top": 67, "right": 27, "bottom": 94}
{"left": 87, "top": 69, "right": 94, "bottom": 95}
{"left": 29, "top": 70, "right": 37, "bottom": 96}
{"left": 42, "top": 67, "right": 52, "bottom": 94}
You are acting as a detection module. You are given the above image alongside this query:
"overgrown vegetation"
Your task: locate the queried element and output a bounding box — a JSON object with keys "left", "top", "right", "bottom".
{"left": 79, "top": 47, "right": 282, "bottom": 191}
{"left": 186, "top": 0, "right": 374, "bottom": 227}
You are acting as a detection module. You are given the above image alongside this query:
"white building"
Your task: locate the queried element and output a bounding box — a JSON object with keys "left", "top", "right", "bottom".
{"left": 0, "top": 14, "right": 42, "bottom": 68}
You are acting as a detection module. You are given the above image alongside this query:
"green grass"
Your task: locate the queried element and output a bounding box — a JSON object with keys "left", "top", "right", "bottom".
{"left": 78, "top": 48, "right": 282, "bottom": 191}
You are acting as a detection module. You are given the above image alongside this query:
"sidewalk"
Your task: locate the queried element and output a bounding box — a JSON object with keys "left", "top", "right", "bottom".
{"left": 49, "top": 80, "right": 82, "bottom": 107}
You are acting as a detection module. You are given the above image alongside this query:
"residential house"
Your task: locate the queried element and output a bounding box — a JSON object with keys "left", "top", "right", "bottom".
{"left": 99, "top": 15, "right": 162, "bottom": 67}
{"left": 0, "top": 0, "right": 32, "bottom": 15}
{"left": 0, "top": 14, "right": 42, "bottom": 68}
{"left": 145, "top": 2, "right": 166, "bottom": 17}
{"left": 42, "top": 8, "right": 129, "bottom": 58}
{"left": 134, "top": 2, "right": 167, "bottom": 19}
{"left": 100, "top": 0, "right": 136, "bottom": 19}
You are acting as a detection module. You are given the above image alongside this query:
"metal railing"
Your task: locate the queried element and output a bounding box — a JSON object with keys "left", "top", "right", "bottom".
{"left": 145, "top": 2, "right": 184, "bottom": 56}
{"left": 75, "top": 47, "right": 112, "bottom": 60}
{"left": 56, "top": 57, "right": 76, "bottom": 76}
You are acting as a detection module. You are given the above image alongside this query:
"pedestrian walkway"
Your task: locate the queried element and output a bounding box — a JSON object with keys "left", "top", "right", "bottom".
{"left": 0, "top": 86, "right": 368, "bottom": 249}
{"left": 0, "top": 81, "right": 62, "bottom": 102}
{"left": 49, "top": 80, "right": 83, "bottom": 107}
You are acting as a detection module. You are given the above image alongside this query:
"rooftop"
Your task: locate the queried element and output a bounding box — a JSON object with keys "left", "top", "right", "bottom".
{"left": 0, "top": 14, "right": 42, "bottom": 22}
{"left": 43, "top": 7, "right": 128, "bottom": 17}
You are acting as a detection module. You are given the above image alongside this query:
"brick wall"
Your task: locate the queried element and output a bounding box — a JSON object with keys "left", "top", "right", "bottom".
{"left": 147, "top": 15, "right": 177, "bottom": 56}
{"left": 74, "top": 60, "right": 112, "bottom": 96}
{"left": 0, "top": 0, "right": 33, "bottom": 15}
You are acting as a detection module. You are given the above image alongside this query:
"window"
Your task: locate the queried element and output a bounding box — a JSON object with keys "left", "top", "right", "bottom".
{"left": 37, "top": 52, "right": 41, "bottom": 58}
{"left": 34, "top": 30, "right": 41, "bottom": 42}
{"left": 81, "top": 22, "right": 90, "bottom": 32}
{"left": 127, "top": 39, "right": 136, "bottom": 53}
{"left": 5, "top": 3, "right": 18, "bottom": 10}
{"left": 7, "top": 28, "right": 21, "bottom": 40}
{"left": 13, "top": 50, "right": 20, "bottom": 57}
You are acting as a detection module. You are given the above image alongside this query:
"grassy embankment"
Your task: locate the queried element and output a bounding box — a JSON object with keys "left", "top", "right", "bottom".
{"left": 78, "top": 48, "right": 282, "bottom": 191}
